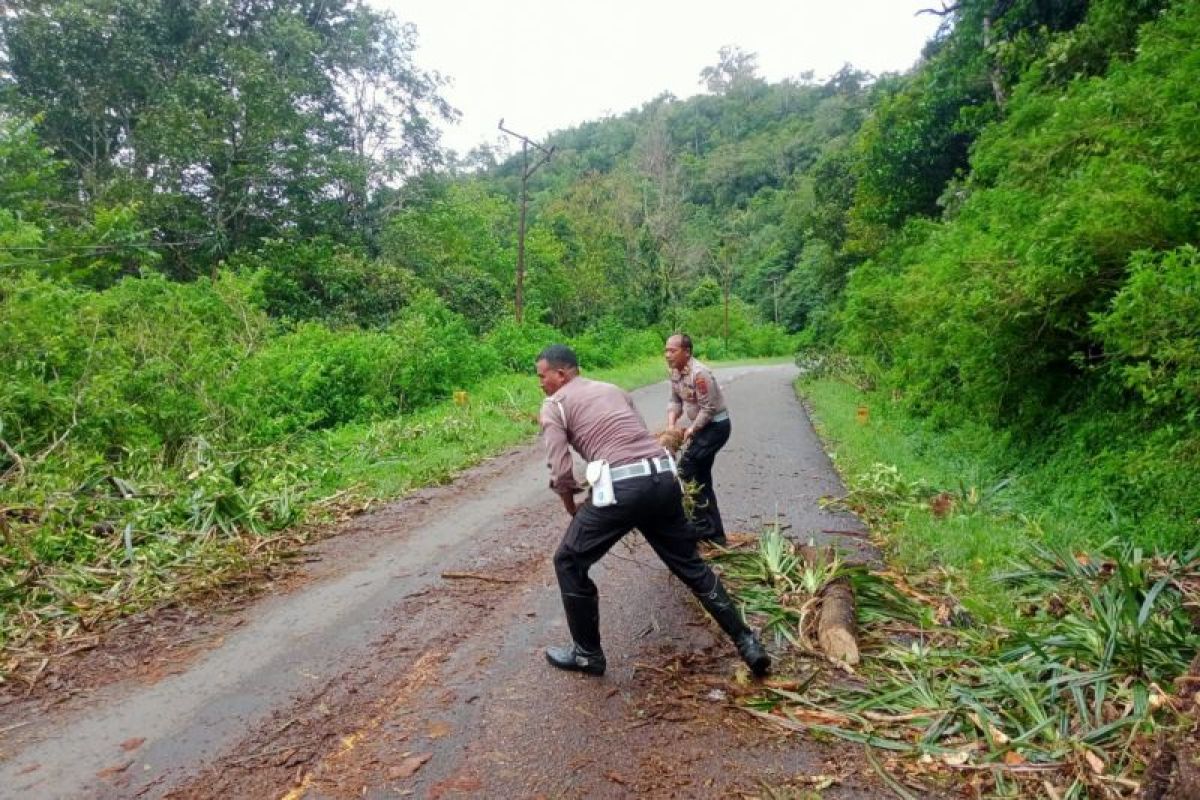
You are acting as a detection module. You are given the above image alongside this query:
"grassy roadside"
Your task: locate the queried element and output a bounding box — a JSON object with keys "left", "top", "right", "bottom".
{"left": 306, "top": 357, "right": 670, "bottom": 501}
{"left": 797, "top": 377, "right": 1089, "bottom": 624}
{"left": 694, "top": 373, "right": 1200, "bottom": 798}
{"left": 274, "top": 354, "right": 779, "bottom": 507}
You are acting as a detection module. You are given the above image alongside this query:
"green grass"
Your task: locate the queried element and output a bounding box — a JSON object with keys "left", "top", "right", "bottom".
{"left": 308, "top": 357, "right": 671, "bottom": 500}
{"left": 796, "top": 377, "right": 1100, "bottom": 624}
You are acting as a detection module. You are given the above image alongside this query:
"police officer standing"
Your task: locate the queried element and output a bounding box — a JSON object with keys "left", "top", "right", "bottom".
{"left": 536, "top": 344, "right": 769, "bottom": 678}
{"left": 665, "top": 333, "right": 732, "bottom": 545}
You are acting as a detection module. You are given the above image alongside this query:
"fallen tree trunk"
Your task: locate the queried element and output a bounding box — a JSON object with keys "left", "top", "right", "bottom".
{"left": 795, "top": 541, "right": 861, "bottom": 665}
{"left": 817, "top": 577, "right": 860, "bottom": 665}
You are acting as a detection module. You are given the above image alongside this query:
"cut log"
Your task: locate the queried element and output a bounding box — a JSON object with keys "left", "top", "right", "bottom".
{"left": 818, "top": 577, "right": 860, "bottom": 665}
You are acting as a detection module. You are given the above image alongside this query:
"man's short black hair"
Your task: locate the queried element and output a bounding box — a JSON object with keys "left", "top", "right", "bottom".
{"left": 673, "top": 333, "right": 693, "bottom": 353}
{"left": 537, "top": 344, "right": 579, "bottom": 370}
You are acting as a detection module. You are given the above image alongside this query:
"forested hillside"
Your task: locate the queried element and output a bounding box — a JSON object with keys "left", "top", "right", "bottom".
{"left": 1, "top": 0, "right": 1196, "bottom": 680}
{"left": 465, "top": 0, "right": 1198, "bottom": 552}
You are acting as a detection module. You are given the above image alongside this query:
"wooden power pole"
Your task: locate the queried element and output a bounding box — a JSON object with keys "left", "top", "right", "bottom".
{"left": 498, "top": 119, "right": 554, "bottom": 323}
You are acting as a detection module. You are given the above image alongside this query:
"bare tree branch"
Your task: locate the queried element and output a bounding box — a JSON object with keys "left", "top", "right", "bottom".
{"left": 917, "top": 2, "right": 961, "bottom": 16}
{"left": 0, "top": 438, "right": 25, "bottom": 482}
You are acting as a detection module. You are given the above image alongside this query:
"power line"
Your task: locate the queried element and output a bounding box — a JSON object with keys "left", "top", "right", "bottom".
{"left": 0, "top": 238, "right": 214, "bottom": 253}
{"left": 1, "top": 253, "right": 122, "bottom": 268}
{"left": 0, "top": 238, "right": 216, "bottom": 270}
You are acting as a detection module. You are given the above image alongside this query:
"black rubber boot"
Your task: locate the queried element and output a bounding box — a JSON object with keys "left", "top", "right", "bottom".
{"left": 545, "top": 643, "right": 606, "bottom": 675}
{"left": 696, "top": 581, "right": 770, "bottom": 677}
{"left": 546, "top": 593, "right": 606, "bottom": 676}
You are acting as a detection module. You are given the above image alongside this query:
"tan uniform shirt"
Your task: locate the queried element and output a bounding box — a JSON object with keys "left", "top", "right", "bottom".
{"left": 668, "top": 357, "right": 727, "bottom": 431}
{"left": 540, "top": 377, "right": 664, "bottom": 496}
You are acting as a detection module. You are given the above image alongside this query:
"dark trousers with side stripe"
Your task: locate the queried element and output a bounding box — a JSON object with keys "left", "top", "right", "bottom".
{"left": 553, "top": 469, "right": 718, "bottom": 604}
{"left": 678, "top": 418, "right": 731, "bottom": 539}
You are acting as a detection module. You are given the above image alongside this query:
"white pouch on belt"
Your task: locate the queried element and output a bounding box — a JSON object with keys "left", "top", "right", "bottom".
{"left": 586, "top": 460, "right": 616, "bottom": 507}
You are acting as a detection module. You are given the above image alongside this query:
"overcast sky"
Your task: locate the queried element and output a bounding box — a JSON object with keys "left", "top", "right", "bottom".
{"left": 370, "top": 1, "right": 946, "bottom": 156}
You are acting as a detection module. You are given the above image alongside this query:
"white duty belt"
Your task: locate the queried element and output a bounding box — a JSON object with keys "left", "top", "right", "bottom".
{"left": 609, "top": 456, "right": 676, "bottom": 482}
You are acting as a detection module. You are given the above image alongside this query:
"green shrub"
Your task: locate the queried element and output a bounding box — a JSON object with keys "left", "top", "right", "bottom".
{"left": 234, "top": 237, "right": 418, "bottom": 327}
{"left": 226, "top": 323, "right": 403, "bottom": 437}
{"left": 1094, "top": 245, "right": 1200, "bottom": 419}
{"left": 616, "top": 328, "right": 666, "bottom": 363}
{"left": 685, "top": 278, "right": 722, "bottom": 309}
{"left": 386, "top": 293, "right": 501, "bottom": 408}
{"left": 483, "top": 317, "right": 561, "bottom": 373}
{"left": 227, "top": 293, "right": 497, "bottom": 437}
{"left": 683, "top": 299, "right": 798, "bottom": 359}
{"left": 570, "top": 317, "right": 662, "bottom": 369}
{"left": 0, "top": 274, "right": 264, "bottom": 462}
{"left": 840, "top": 2, "right": 1200, "bottom": 430}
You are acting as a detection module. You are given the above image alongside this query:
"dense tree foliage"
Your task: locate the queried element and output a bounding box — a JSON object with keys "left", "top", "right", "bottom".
{"left": 462, "top": 0, "right": 1197, "bottom": 549}
{"left": 1, "top": 0, "right": 454, "bottom": 277}
{"left": 836, "top": 0, "right": 1197, "bottom": 549}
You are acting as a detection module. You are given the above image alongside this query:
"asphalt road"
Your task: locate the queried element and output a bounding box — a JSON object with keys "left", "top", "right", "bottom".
{"left": 0, "top": 363, "right": 880, "bottom": 799}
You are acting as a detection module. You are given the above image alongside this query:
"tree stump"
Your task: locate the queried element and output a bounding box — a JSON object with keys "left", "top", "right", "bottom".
{"left": 817, "top": 577, "right": 860, "bottom": 665}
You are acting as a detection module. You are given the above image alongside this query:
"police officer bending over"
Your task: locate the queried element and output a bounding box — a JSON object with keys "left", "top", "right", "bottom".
{"left": 536, "top": 344, "right": 769, "bottom": 677}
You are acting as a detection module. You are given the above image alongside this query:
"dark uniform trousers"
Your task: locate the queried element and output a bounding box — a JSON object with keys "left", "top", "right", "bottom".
{"left": 677, "top": 418, "right": 731, "bottom": 539}
{"left": 553, "top": 464, "right": 719, "bottom": 601}
{"left": 549, "top": 455, "right": 769, "bottom": 677}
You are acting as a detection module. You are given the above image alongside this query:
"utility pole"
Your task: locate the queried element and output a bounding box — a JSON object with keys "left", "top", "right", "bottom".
{"left": 714, "top": 232, "right": 740, "bottom": 354}
{"left": 498, "top": 119, "right": 554, "bottom": 324}
{"left": 772, "top": 276, "right": 780, "bottom": 324}
{"left": 723, "top": 257, "right": 731, "bottom": 352}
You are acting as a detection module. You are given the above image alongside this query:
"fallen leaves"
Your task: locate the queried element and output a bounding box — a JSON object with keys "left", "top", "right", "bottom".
{"left": 388, "top": 752, "right": 432, "bottom": 780}
{"left": 968, "top": 711, "right": 1010, "bottom": 745}
{"left": 941, "top": 749, "right": 971, "bottom": 766}
{"left": 1083, "top": 748, "right": 1105, "bottom": 775}
{"left": 426, "top": 720, "right": 452, "bottom": 739}
{"left": 95, "top": 759, "right": 134, "bottom": 780}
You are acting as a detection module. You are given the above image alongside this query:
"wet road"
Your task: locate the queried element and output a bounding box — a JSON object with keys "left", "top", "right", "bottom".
{"left": 0, "top": 364, "right": 876, "bottom": 798}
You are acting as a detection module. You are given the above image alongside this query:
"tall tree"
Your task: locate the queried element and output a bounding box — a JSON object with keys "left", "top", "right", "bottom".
{"left": 699, "top": 46, "right": 762, "bottom": 96}
{"left": 632, "top": 111, "right": 696, "bottom": 317}
{"left": 0, "top": 0, "right": 454, "bottom": 278}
